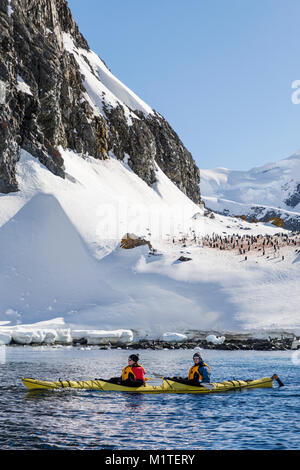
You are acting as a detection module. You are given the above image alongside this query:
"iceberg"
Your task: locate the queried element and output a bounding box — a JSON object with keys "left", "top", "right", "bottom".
{"left": 206, "top": 334, "right": 226, "bottom": 345}
{"left": 160, "top": 332, "right": 188, "bottom": 343}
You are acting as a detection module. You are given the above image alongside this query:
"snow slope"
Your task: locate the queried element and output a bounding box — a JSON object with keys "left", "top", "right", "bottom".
{"left": 201, "top": 151, "right": 300, "bottom": 227}
{"left": 63, "top": 33, "right": 154, "bottom": 124}
{"left": 0, "top": 192, "right": 122, "bottom": 325}
{"left": 0, "top": 149, "right": 203, "bottom": 258}
{"left": 0, "top": 148, "right": 298, "bottom": 336}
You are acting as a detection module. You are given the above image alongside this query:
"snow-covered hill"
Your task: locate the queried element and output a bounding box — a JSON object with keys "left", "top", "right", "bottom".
{"left": 0, "top": 0, "right": 299, "bottom": 339}
{"left": 0, "top": 148, "right": 299, "bottom": 338}
{"left": 201, "top": 151, "right": 300, "bottom": 230}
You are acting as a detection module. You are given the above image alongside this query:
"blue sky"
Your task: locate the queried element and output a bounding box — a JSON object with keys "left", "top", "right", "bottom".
{"left": 68, "top": 0, "right": 300, "bottom": 170}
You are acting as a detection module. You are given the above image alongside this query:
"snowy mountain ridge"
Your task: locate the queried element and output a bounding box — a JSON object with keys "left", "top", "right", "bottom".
{"left": 0, "top": 0, "right": 201, "bottom": 202}
{"left": 201, "top": 151, "right": 300, "bottom": 230}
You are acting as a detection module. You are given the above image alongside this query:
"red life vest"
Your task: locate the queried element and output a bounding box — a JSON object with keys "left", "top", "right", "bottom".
{"left": 121, "top": 363, "right": 145, "bottom": 382}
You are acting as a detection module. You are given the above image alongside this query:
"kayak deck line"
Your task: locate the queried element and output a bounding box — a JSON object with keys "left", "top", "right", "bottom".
{"left": 21, "top": 375, "right": 281, "bottom": 394}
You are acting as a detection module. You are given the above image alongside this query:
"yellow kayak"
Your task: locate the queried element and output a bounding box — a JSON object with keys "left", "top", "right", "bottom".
{"left": 22, "top": 375, "right": 278, "bottom": 394}
{"left": 162, "top": 377, "right": 274, "bottom": 393}
{"left": 22, "top": 378, "right": 162, "bottom": 393}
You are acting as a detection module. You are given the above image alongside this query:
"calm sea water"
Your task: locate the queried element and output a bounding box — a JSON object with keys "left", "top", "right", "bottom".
{"left": 0, "top": 346, "right": 299, "bottom": 450}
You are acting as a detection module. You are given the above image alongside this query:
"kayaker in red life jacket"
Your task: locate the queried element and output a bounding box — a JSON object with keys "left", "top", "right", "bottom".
{"left": 108, "top": 354, "right": 146, "bottom": 387}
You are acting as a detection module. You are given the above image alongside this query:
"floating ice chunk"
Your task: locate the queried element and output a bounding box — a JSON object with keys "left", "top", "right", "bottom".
{"left": 160, "top": 332, "right": 188, "bottom": 343}
{"left": 206, "top": 334, "right": 225, "bottom": 345}
{"left": 43, "top": 330, "right": 58, "bottom": 344}
{"left": 0, "top": 322, "right": 134, "bottom": 346}
{"left": 10, "top": 327, "right": 63, "bottom": 345}
{"left": 0, "top": 331, "right": 11, "bottom": 345}
{"left": 31, "top": 329, "right": 46, "bottom": 344}
{"left": 56, "top": 329, "right": 72, "bottom": 344}
{"left": 12, "top": 329, "right": 33, "bottom": 344}
{"left": 72, "top": 329, "right": 133, "bottom": 345}
{"left": 0, "top": 318, "right": 67, "bottom": 345}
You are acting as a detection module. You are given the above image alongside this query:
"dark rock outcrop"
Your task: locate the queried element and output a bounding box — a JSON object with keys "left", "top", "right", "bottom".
{"left": 177, "top": 256, "right": 192, "bottom": 262}
{"left": 120, "top": 233, "right": 152, "bottom": 250}
{"left": 124, "top": 336, "right": 293, "bottom": 351}
{"left": 285, "top": 183, "right": 300, "bottom": 208}
{"left": 0, "top": 0, "right": 201, "bottom": 204}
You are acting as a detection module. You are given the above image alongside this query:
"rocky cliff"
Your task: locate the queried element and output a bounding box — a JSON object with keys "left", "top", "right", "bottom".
{"left": 0, "top": 0, "right": 201, "bottom": 204}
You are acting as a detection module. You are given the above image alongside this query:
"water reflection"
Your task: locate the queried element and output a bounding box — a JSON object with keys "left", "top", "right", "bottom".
{"left": 0, "top": 346, "right": 6, "bottom": 364}
{"left": 123, "top": 393, "right": 146, "bottom": 410}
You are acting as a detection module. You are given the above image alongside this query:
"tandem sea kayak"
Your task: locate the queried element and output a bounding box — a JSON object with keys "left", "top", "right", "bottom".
{"left": 22, "top": 375, "right": 282, "bottom": 394}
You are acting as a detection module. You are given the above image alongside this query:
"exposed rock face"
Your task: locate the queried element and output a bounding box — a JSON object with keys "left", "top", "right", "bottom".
{"left": 285, "top": 183, "right": 300, "bottom": 208}
{"left": 120, "top": 233, "right": 152, "bottom": 251}
{"left": 177, "top": 256, "right": 192, "bottom": 262}
{"left": 244, "top": 208, "right": 300, "bottom": 231}
{"left": 0, "top": 0, "right": 201, "bottom": 204}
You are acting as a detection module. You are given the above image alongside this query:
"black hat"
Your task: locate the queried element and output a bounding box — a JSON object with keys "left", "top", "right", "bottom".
{"left": 128, "top": 354, "right": 139, "bottom": 363}
{"left": 193, "top": 352, "right": 202, "bottom": 360}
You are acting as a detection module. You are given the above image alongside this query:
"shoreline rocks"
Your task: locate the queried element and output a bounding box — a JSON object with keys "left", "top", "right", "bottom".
{"left": 0, "top": 321, "right": 296, "bottom": 350}
{"left": 1, "top": 337, "right": 294, "bottom": 350}
{"left": 1, "top": 339, "right": 294, "bottom": 350}
{"left": 102, "top": 337, "right": 294, "bottom": 351}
